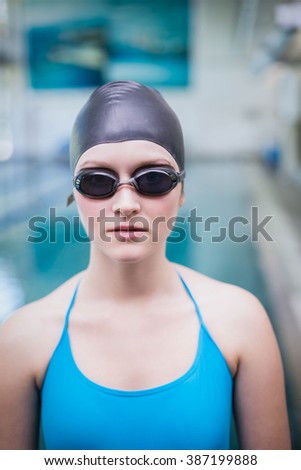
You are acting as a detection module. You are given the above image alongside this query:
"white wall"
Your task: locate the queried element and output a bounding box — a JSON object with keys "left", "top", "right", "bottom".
{"left": 8, "top": 0, "right": 297, "bottom": 164}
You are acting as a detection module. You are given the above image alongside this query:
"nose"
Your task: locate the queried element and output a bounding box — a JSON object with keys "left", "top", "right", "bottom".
{"left": 111, "top": 185, "right": 141, "bottom": 216}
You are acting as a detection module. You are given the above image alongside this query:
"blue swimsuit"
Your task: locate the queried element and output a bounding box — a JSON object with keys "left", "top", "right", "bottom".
{"left": 41, "top": 273, "right": 233, "bottom": 450}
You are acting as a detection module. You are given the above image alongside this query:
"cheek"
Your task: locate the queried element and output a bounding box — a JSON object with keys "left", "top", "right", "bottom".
{"left": 153, "top": 190, "right": 182, "bottom": 216}
{"left": 76, "top": 196, "right": 97, "bottom": 221}
{"left": 75, "top": 195, "right": 109, "bottom": 234}
{"left": 145, "top": 194, "right": 177, "bottom": 216}
{"left": 146, "top": 194, "right": 181, "bottom": 240}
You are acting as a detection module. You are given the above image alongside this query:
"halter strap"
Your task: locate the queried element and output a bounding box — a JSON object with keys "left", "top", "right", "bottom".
{"left": 63, "top": 280, "right": 81, "bottom": 331}
{"left": 63, "top": 270, "right": 203, "bottom": 327}
{"left": 176, "top": 270, "right": 203, "bottom": 323}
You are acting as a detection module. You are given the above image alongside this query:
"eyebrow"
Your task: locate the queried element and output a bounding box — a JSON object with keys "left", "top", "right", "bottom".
{"left": 78, "top": 159, "right": 174, "bottom": 169}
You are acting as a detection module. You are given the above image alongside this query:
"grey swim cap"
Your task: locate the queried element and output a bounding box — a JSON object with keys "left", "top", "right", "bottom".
{"left": 70, "top": 80, "right": 185, "bottom": 173}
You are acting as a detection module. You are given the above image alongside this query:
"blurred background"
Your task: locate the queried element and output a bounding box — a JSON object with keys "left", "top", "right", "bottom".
{"left": 0, "top": 0, "right": 301, "bottom": 449}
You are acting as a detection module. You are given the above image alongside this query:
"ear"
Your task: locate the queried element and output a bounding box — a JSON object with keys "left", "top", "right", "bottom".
{"left": 179, "top": 192, "right": 185, "bottom": 207}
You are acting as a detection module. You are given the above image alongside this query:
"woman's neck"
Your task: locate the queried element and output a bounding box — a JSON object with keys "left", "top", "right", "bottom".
{"left": 79, "top": 247, "right": 179, "bottom": 304}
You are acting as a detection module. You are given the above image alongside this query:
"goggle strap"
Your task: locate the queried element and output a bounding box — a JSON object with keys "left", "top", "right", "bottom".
{"left": 67, "top": 193, "right": 75, "bottom": 206}
{"left": 178, "top": 170, "right": 185, "bottom": 181}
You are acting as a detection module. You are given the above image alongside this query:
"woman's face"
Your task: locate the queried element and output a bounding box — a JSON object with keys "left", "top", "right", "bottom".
{"left": 73, "top": 140, "right": 185, "bottom": 264}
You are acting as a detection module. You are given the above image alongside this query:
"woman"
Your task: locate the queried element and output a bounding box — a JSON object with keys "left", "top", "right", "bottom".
{"left": 0, "top": 81, "right": 291, "bottom": 450}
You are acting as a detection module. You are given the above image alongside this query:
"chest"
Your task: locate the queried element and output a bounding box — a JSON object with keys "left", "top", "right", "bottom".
{"left": 42, "top": 336, "right": 233, "bottom": 450}
{"left": 67, "top": 304, "right": 201, "bottom": 390}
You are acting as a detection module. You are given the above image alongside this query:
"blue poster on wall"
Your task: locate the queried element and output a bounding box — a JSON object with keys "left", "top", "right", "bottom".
{"left": 27, "top": 0, "right": 189, "bottom": 89}
{"left": 27, "top": 18, "right": 108, "bottom": 89}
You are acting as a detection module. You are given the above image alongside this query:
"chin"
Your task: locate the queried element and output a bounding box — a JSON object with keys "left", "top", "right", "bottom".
{"left": 108, "top": 249, "right": 153, "bottom": 265}
{"left": 101, "top": 240, "right": 163, "bottom": 265}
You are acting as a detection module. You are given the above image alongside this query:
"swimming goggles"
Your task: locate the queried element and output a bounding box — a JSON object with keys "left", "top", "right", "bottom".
{"left": 69, "top": 166, "right": 185, "bottom": 203}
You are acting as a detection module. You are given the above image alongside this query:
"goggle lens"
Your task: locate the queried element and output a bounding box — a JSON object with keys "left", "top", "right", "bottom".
{"left": 79, "top": 173, "right": 117, "bottom": 197}
{"left": 135, "top": 171, "right": 174, "bottom": 195}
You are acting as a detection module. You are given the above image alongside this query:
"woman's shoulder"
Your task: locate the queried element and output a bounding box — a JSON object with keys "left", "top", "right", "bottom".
{"left": 1, "top": 272, "right": 82, "bottom": 326}
{"left": 0, "top": 272, "right": 83, "bottom": 367}
{"left": 172, "top": 262, "right": 273, "bottom": 368}
{"left": 173, "top": 261, "right": 263, "bottom": 308}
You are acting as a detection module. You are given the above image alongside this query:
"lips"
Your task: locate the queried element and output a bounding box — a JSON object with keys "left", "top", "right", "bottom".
{"left": 106, "top": 225, "right": 149, "bottom": 241}
{"left": 110, "top": 225, "right": 148, "bottom": 232}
